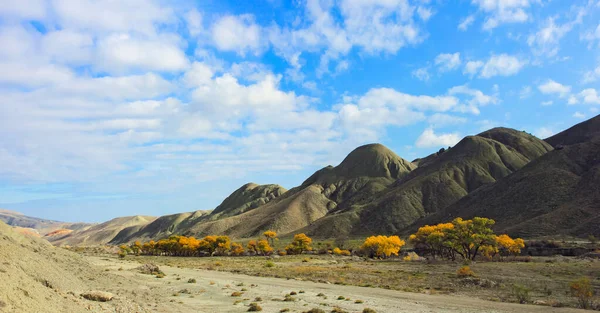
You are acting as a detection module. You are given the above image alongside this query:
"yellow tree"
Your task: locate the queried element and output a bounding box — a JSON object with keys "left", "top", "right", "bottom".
{"left": 247, "top": 240, "right": 258, "bottom": 254}
{"left": 230, "top": 242, "right": 245, "bottom": 256}
{"left": 446, "top": 217, "right": 497, "bottom": 261}
{"left": 263, "top": 230, "right": 277, "bottom": 247}
{"left": 496, "top": 234, "right": 525, "bottom": 257}
{"left": 215, "top": 236, "right": 231, "bottom": 255}
{"left": 257, "top": 239, "right": 274, "bottom": 255}
{"left": 361, "top": 235, "right": 405, "bottom": 258}
{"left": 285, "top": 233, "right": 313, "bottom": 255}
{"left": 409, "top": 223, "right": 454, "bottom": 259}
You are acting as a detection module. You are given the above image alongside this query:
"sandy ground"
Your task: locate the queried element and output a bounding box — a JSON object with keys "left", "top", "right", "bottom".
{"left": 89, "top": 256, "right": 585, "bottom": 313}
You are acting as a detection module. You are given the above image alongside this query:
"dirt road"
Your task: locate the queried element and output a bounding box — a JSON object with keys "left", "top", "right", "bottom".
{"left": 89, "top": 256, "right": 584, "bottom": 313}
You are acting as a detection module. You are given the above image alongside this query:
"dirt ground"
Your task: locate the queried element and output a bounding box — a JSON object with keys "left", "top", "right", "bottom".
{"left": 86, "top": 256, "right": 586, "bottom": 313}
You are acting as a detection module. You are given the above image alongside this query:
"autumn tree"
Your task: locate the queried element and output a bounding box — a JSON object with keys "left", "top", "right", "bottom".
{"left": 361, "top": 235, "right": 405, "bottom": 258}
{"left": 286, "top": 233, "right": 313, "bottom": 255}
{"left": 257, "top": 239, "right": 273, "bottom": 255}
{"left": 230, "top": 242, "right": 245, "bottom": 256}
{"left": 247, "top": 240, "right": 258, "bottom": 254}
{"left": 263, "top": 230, "right": 277, "bottom": 246}
{"left": 409, "top": 223, "right": 455, "bottom": 260}
{"left": 445, "top": 217, "right": 497, "bottom": 261}
{"left": 495, "top": 234, "right": 525, "bottom": 257}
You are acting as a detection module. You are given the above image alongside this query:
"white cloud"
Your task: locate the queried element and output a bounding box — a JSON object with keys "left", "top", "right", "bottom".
{"left": 448, "top": 85, "right": 499, "bottom": 106}
{"left": 568, "top": 95, "right": 579, "bottom": 105}
{"left": 573, "top": 111, "right": 586, "bottom": 119}
{"left": 417, "top": 7, "right": 433, "bottom": 21}
{"left": 211, "top": 14, "right": 263, "bottom": 56}
{"left": 52, "top": 0, "right": 174, "bottom": 36}
{"left": 96, "top": 34, "right": 189, "bottom": 73}
{"left": 520, "top": 86, "right": 532, "bottom": 99}
{"left": 415, "top": 128, "right": 461, "bottom": 148}
{"left": 435, "top": 53, "right": 461, "bottom": 72}
{"left": 579, "top": 88, "right": 600, "bottom": 104}
{"left": 463, "top": 60, "right": 484, "bottom": 77}
{"left": 538, "top": 80, "right": 571, "bottom": 97}
{"left": 185, "top": 9, "right": 203, "bottom": 37}
{"left": 412, "top": 67, "right": 430, "bottom": 81}
{"left": 582, "top": 65, "right": 600, "bottom": 83}
{"left": 472, "top": 0, "right": 532, "bottom": 30}
{"left": 541, "top": 100, "right": 553, "bottom": 106}
{"left": 458, "top": 15, "right": 475, "bottom": 31}
{"left": 479, "top": 54, "right": 527, "bottom": 78}
{"left": 0, "top": 0, "right": 46, "bottom": 20}
{"left": 534, "top": 127, "right": 554, "bottom": 138}
{"left": 528, "top": 12, "right": 584, "bottom": 58}
{"left": 41, "top": 30, "right": 94, "bottom": 65}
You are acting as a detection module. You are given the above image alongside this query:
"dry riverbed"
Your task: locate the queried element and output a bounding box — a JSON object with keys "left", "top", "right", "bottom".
{"left": 86, "top": 255, "right": 589, "bottom": 313}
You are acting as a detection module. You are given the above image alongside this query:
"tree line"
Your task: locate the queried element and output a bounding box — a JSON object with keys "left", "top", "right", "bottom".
{"left": 119, "top": 217, "right": 524, "bottom": 261}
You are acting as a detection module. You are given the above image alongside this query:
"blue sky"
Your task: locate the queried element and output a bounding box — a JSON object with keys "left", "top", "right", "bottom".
{"left": 1, "top": 0, "right": 599, "bottom": 222}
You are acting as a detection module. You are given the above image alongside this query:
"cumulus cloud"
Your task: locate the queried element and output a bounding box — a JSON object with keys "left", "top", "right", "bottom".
{"left": 412, "top": 67, "right": 430, "bottom": 81}
{"left": 573, "top": 111, "right": 586, "bottom": 119}
{"left": 211, "top": 14, "right": 263, "bottom": 56}
{"left": 582, "top": 65, "right": 600, "bottom": 84}
{"left": 458, "top": 15, "right": 475, "bottom": 31}
{"left": 471, "top": 0, "right": 533, "bottom": 30}
{"left": 435, "top": 53, "right": 461, "bottom": 72}
{"left": 415, "top": 128, "right": 461, "bottom": 148}
{"left": 578, "top": 88, "right": 600, "bottom": 104}
{"left": 538, "top": 80, "right": 571, "bottom": 97}
{"left": 527, "top": 15, "right": 581, "bottom": 58}
{"left": 479, "top": 54, "right": 527, "bottom": 78}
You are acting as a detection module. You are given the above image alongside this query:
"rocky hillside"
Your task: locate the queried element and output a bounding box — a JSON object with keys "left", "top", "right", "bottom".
{"left": 424, "top": 115, "right": 600, "bottom": 238}
{"left": 301, "top": 128, "right": 553, "bottom": 237}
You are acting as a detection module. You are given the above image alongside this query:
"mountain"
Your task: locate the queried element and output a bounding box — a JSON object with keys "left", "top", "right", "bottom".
{"left": 421, "top": 115, "right": 600, "bottom": 238}
{"left": 300, "top": 128, "right": 553, "bottom": 237}
{"left": 0, "top": 209, "right": 92, "bottom": 236}
{"left": 210, "top": 183, "right": 287, "bottom": 219}
{"left": 167, "top": 144, "right": 416, "bottom": 239}
{"left": 51, "top": 215, "right": 156, "bottom": 246}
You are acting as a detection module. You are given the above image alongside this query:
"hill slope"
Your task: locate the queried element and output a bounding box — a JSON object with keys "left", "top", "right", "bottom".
{"left": 301, "top": 128, "right": 553, "bottom": 237}
{"left": 0, "top": 221, "right": 149, "bottom": 312}
{"left": 0, "top": 209, "right": 92, "bottom": 236}
{"left": 111, "top": 144, "right": 415, "bottom": 242}
{"left": 421, "top": 115, "right": 600, "bottom": 237}
{"left": 51, "top": 215, "right": 156, "bottom": 246}
{"left": 111, "top": 183, "right": 286, "bottom": 243}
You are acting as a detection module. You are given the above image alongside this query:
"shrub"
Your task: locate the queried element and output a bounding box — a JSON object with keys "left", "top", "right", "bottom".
{"left": 284, "top": 294, "right": 296, "bottom": 302}
{"left": 280, "top": 309, "right": 290, "bottom": 312}
{"left": 456, "top": 266, "right": 475, "bottom": 278}
{"left": 331, "top": 307, "right": 348, "bottom": 313}
{"left": 303, "top": 309, "right": 325, "bottom": 313}
{"left": 333, "top": 248, "right": 352, "bottom": 256}
{"left": 362, "top": 309, "right": 377, "bottom": 313}
{"left": 511, "top": 284, "right": 531, "bottom": 304}
{"left": 354, "top": 300, "right": 364, "bottom": 304}
{"left": 248, "top": 303, "right": 262, "bottom": 311}
{"left": 403, "top": 252, "right": 420, "bottom": 261}
{"left": 289, "top": 291, "right": 297, "bottom": 295}
{"left": 188, "top": 278, "right": 196, "bottom": 283}
{"left": 337, "top": 296, "right": 345, "bottom": 300}
{"left": 81, "top": 291, "right": 113, "bottom": 302}
{"left": 570, "top": 277, "right": 593, "bottom": 309}
{"left": 231, "top": 291, "right": 243, "bottom": 297}
{"left": 265, "top": 261, "right": 275, "bottom": 268}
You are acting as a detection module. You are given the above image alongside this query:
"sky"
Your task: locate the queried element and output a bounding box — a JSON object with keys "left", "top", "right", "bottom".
{"left": 1, "top": 0, "right": 600, "bottom": 223}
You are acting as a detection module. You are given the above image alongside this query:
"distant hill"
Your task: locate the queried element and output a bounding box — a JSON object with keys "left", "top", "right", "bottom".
{"left": 51, "top": 215, "right": 157, "bottom": 246}
{"left": 0, "top": 209, "right": 92, "bottom": 236}
{"left": 421, "top": 115, "right": 600, "bottom": 238}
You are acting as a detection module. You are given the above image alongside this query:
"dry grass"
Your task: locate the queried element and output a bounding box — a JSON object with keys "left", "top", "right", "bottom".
{"left": 132, "top": 254, "right": 600, "bottom": 309}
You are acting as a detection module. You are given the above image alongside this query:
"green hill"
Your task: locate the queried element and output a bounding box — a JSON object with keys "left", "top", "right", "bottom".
{"left": 421, "top": 115, "right": 600, "bottom": 238}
